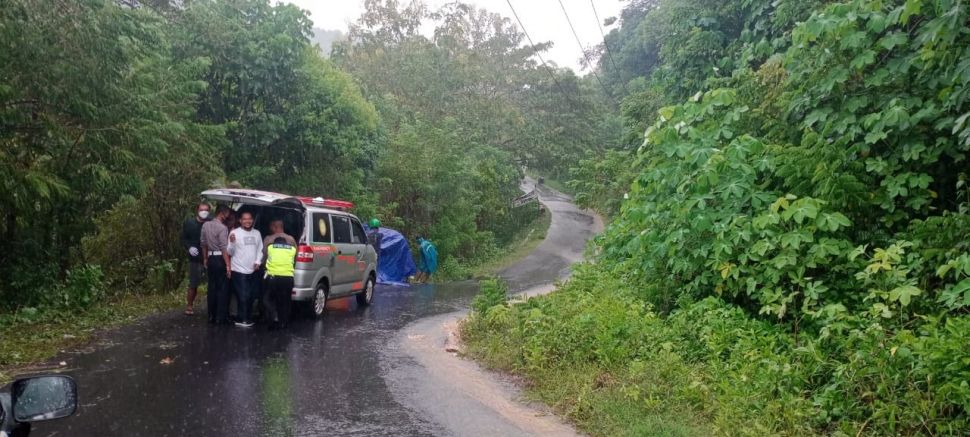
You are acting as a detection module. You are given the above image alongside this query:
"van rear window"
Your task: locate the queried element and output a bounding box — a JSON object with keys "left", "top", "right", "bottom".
{"left": 312, "top": 213, "right": 331, "bottom": 243}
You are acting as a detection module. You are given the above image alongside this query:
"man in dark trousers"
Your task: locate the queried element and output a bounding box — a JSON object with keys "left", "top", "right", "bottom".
{"left": 180, "top": 203, "right": 210, "bottom": 315}
{"left": 200, "top": 205, "right": 232, "bottom": 324}
{"left": 264, "top": 236, "right": 297, "bottom": 330}
{"left": 259, "top": 218, "right": 296, "bottom": 321}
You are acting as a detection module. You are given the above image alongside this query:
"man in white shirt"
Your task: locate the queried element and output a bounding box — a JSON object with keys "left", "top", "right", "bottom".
{"left": 227, "top": 211, "right": 263, "bottom": 328}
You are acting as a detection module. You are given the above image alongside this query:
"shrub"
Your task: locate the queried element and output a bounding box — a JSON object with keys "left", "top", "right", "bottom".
{"left": 466, "top": 267, "right": 970, "bottom": 435}
{"left": 2, "top": 260, "right": 59, "bottom": 311}
{"left": 40, "top": 264, "right": 106, "bottom": 311}
{"left": 471, "top": 278, "right": 508, "bottom": 316}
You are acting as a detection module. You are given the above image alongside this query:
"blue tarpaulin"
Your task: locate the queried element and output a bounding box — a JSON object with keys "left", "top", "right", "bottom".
{"left": 371, "top": 227, "right": 416, "bottom": 286}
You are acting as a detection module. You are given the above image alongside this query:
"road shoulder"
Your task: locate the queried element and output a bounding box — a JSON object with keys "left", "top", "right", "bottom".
{"left": 389, "top": 179, "right": 602, "bottom": 436}
{"left": 394, "top": 312, "right": 579, "bottom": 436}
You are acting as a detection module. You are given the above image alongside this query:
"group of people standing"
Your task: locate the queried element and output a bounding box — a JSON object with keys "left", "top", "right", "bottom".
{"left": 180, "top": 203, "right": 298, "bottom": 330}
{"left": 181, "top": 203, "right": 440, "bottom": 329}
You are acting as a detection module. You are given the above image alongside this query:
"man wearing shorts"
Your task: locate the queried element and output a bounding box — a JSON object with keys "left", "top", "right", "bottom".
{"left": 180, "top": 203, "right": 210, "bottom": 315}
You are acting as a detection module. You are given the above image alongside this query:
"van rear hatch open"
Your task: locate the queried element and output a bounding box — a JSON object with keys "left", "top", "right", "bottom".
{"left": 200, "top": 189, "right": 305, "bottom": 211}
{"left": 200, "top": 188, "right": 307, "bottom": 243}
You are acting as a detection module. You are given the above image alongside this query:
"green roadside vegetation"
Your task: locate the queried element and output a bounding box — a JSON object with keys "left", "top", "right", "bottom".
{"left": 463, "top": 275, "right": 714, "bottom": 436}
{"left": 436, "top": 202, "right": 552, "bottom": 282}
{"left": 470, "top": 207, "right": 552, "bottom": 279}
{"left": 465, "top": 0, "right": 970, "bottom": 435}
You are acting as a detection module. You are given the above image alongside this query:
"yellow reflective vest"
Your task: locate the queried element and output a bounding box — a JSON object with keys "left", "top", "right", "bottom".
{"left": 266, "top": 242, "right": 296, "bottom": 277}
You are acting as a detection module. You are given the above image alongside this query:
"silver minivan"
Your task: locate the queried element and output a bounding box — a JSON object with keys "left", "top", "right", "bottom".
{"left": 201, "top": 188, "right": 378, "bottom": 317}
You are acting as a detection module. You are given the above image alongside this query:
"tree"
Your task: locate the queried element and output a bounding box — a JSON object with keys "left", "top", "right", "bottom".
{"left": 0, "top": 0, "right": 223, "bottom": 305}
{"left": 172, "top": 0, "right": 379, "bottom": 197}
{"left": 0, "top": 0, "right": 380, "bottom": 306}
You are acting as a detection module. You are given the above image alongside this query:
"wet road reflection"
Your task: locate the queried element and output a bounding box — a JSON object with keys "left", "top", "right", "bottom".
{"left": 35, "top": 282, "right": 479, "bottom": 436}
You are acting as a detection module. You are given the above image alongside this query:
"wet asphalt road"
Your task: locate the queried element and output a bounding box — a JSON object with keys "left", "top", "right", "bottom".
{"left": 32, "top": 180, "right": 601, "bottom": 436}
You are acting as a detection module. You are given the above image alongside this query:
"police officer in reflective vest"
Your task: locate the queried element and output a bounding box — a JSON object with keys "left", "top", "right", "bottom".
{"left": 264, "top": 237, "right": 296, "bottom": 330}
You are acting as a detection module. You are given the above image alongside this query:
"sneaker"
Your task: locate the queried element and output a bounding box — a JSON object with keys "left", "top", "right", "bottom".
{"left": 235, "top": 321, "right": 254, "bottom": 328}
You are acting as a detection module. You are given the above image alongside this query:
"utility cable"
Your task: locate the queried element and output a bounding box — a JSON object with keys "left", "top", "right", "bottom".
{"left": 556, "top": 0, "right": 615, "bottom": 103}
{"left": 590, "top": 0, "right": 628, "bottom": 96}
{"left": 505, "top": 0, "right": 580, "bottom": 106}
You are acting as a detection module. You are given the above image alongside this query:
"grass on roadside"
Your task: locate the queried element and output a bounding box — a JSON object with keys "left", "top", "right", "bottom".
{"left": 0, "top": 289, "right": 184, "bottom": 384}
{"left": 471, "top": 207, "right": 551, "bottom": 278}
{"left": 464, "top": 264, "right": 968, "bottom": 436}
{"left": 523, "top": 364, "right": 711, "bottom": 437}
{"left": 460, "top": 270, "right": 715, "bottom": 437}
{"left": 434, "top": 203, "right": 553, "bottom": 282}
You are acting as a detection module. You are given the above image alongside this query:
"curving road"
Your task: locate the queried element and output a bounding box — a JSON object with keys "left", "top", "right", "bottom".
{"left": 32, "top": 179, "right": 601, "bottom": 436}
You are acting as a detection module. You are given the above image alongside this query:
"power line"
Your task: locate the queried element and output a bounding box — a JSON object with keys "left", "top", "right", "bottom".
{"left": 556, "top": 0, "right": 614, "bottom": 102}
{"left": 504, "top": 0, "right": 579, "bottom": 106}
{"left": 590, "top": 0, "right": 628, "bottom": 96}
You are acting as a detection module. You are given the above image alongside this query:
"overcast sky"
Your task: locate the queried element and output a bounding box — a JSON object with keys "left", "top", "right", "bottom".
{"left": 280, "top": 0, "right": 626, "bottom": 71}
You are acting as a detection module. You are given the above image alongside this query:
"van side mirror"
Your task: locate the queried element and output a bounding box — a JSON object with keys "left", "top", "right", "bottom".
{"left": 11, "top": 375, "right": 77, "bottom": 423}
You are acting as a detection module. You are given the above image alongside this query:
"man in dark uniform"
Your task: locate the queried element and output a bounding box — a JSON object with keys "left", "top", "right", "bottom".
{"left": 201, "top": 205, "right": 233, "bottom": 324}
{"left": 180, "top": 203, "right": 210, "bottom": 315}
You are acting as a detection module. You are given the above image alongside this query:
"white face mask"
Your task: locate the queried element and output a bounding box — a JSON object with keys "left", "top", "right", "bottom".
{"left": 198, "top": 210, "right": 210, "bottom": 220}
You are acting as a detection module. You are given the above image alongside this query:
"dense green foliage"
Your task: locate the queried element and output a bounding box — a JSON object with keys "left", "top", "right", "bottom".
{"left": 333, "top": 0, "right": 620, "bottom": 269}
{"left": 0, "top": 0, "right": 352, "bottom": 310}
{"left": 567, "top": 149, "right": 635, "bottom": 217}
{"left": 174, "top": 1, "right": 380, "bottom": 196}
{"left": 571, "top": 0, "right": 829, "bottom": 213}
{"left": 1, "top": 0, "right": 222, "bottom": 305}
{"left": 0, "top": 0, "right": 380, "bottom": 309}
{"left": 469, "top": 0, "right": 970, "bottom": 435}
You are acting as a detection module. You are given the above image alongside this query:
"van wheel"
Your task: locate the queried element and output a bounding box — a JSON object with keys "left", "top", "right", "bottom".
{"left": 356, "top": 275, "right": 375, "bottom": 307}
{"left": 312, "top": 282, "right": 329, "bottom": 318}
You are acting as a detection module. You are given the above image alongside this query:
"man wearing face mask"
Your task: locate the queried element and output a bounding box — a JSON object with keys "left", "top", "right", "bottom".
{"left": 180, "top": 203, "right": 211, "bottom": 316}
{"left": 201, "top": 205, "right": 233, "bottom": 324}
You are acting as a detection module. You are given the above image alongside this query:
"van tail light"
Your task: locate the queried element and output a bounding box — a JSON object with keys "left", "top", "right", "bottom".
{"left": 296, "top": 245, "right": 314, "bottom": 263}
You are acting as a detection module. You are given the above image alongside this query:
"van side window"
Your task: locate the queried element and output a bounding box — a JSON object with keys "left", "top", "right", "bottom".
{"left": 351, "top": 219, "right": 367, "bottom": 244}
{"left": 332, "top": 215, "right": 352, "bottom": 244}
{"left": 312, "top": 213, "right": 331, "bottom": 243}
